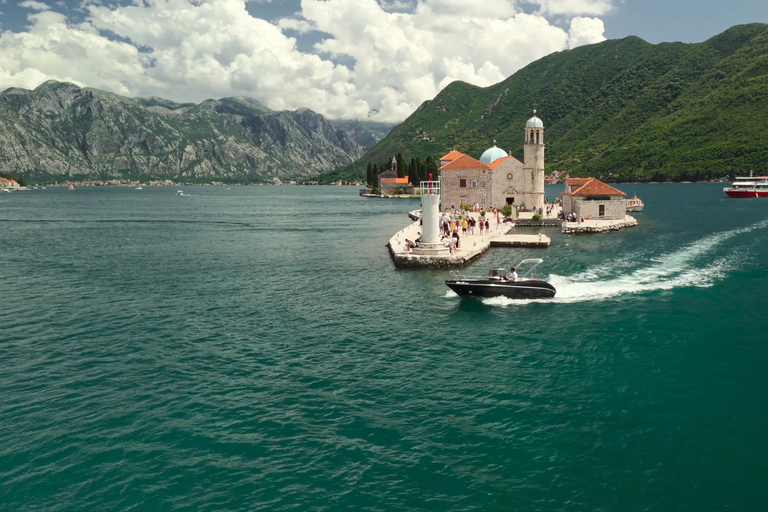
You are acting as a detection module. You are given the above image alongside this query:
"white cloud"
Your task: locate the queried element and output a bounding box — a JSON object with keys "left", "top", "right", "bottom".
{"left": 0, "top": 0, "right": 614, "bottom": 122}
{"left": 529, "top": 0, "right": 615, "bottom": 16}
{"left": 568, "top": 16, "right": 606, "bottom": 48}
{"left": 19, "top": 0, "right": 50, "bottom": 10}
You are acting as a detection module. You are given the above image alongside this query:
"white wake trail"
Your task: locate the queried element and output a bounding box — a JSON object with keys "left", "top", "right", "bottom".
{"left": 480, "top": 219, "right": 768, "bottom": 306}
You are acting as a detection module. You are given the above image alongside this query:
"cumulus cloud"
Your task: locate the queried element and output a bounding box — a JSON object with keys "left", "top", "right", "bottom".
{"left": 568, "top": 16, "right": 606, "bottom": 48}
{"left": 529, "top": 0, "right": 615, "bottom": 16}
{"left": 0, "top": 0, "right": 614, "bottom": 122}
{"left": 19, "top": 0, "right": 51, "bottom": 10}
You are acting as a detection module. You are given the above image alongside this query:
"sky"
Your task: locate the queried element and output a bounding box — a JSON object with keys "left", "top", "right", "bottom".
{"left": 0, "top": 0, "right": 765, "bottom": 123}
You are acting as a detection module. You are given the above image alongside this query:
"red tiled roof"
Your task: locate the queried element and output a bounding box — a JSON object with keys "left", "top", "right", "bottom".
{"left": 488, "top": 156, "right": 511, "bottom": 169}
{"left": 380, "top": 177, "right": 410, "bottom": 184}
{"left": 439, "top": 149, "right": 465, "bottom": 162}
{"left": 440, "top": 154, "right": 488, "bottom": 170}
{"left": 565, "top": 178, "right": 591, "bottom": 187}
{"left": 569, "top": 178, "right": 626, "bottom": 197}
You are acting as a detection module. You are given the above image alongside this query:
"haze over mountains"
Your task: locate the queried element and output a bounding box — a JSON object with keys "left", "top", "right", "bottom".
{"left": 0, "top": 81, "right": 391, "bottom": 184}
{"left": 327, "top": 23, "right": 768, "bottom": 183}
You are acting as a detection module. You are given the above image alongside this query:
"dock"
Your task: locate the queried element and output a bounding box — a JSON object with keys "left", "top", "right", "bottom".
{"left": 388, "top": 211, "right": 550, "bottom": 268}
{"left": 561, "top": 215, "right": 637, "bottom": 234}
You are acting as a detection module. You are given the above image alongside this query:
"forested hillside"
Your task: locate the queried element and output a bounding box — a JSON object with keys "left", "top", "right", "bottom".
{"left": 324, "top": 23, "right": 768, "bottom": 183}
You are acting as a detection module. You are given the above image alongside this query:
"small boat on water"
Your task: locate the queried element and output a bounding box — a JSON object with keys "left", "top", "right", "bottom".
{"left": 176, "top": 190, "right": 184, "bottom": 196}
{"left": 723, "top": 172, "right": 768, "bottom": 197}
{"left": 445, "top": 258, "right": 556, "bottom": 300}
{"left": 135, "top": 186, "right": 143, "bottom": 190}
{"left": 67, "top": 184, "right": 74, "bottom": 190}
{"left": 626, "top": 193, "right": 644, "bottom": 212}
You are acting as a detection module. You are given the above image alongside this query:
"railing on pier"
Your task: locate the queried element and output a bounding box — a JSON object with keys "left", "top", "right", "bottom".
{"left": 418, "top": 181, "right": 440, "bottom": 196}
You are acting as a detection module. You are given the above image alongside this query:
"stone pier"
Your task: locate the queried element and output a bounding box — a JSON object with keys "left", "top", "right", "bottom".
{"left": 388, "top": 211, "right": 549, "bottom": 268}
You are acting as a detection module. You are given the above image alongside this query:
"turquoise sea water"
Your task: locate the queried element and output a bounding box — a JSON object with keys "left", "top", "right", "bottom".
{"left": 2, "top": 184, "right": 768, "bottom": 510}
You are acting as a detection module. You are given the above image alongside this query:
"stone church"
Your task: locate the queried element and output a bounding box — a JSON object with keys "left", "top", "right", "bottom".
{"left": 439, "top": 111, "right": 545, "bottom": 211}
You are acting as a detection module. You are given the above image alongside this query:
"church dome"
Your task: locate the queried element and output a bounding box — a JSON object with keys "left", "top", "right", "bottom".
{"left": 526, "top": 110, "right": 544, "bottom": 128}
{"left": 479, "top": 144, "right": 508, "bottom": 165}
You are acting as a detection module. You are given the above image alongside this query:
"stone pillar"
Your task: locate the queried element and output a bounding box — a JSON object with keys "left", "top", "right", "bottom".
{"left": 421, "top": 193, "right": 440, "bottom": 244}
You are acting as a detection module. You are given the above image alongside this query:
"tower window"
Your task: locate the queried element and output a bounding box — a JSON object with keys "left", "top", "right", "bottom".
{"left": 459, "top": 179, "right": 466, "bottom": 188}
{"left": 471, "top": 180, "right": 478, "bottom": 188}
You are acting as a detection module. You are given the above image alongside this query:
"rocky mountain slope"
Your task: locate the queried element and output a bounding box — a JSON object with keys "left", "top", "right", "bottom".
{"left": 0, "top": 81, "right": 367, "bottom": 183}
{"left": 327, "top": 23, "right": 768, "bottom": 183}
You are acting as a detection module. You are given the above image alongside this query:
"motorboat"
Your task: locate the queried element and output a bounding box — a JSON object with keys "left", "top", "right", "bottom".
{"left": 445, "top": 258, "right": 556, "bottom": 300}
{"left": 135, "top": 186, "right": 143, "bottom": 190}
{"left": 626, "top": 194, "right": 644, "bottom": 211}
{"left": 723, "top": 172, "right": 768, "bottom": 197}
{"left": 176, "top": 190, "right": 184, "bottom": 196}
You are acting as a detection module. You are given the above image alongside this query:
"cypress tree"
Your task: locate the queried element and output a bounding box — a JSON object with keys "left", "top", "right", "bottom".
{"left": 425, "top": 155, "right": 438, "bottom": 179}
{"left": 366, "top": 162, "right": 373, "bottom": 187}
{"left": 396, "top": 153, "right": 406, "bottom": 178}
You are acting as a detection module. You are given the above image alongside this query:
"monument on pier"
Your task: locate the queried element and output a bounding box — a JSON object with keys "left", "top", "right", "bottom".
{"left": 411, "top": 174, "right": 448, "bottom": 255}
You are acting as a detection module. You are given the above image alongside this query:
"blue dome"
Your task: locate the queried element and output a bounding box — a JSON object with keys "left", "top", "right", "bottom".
{"left": 526, "top": 110, "right": 544, "bottom": 128}
{"left": 479, "top": 145, "right": 508, "bottom": 165}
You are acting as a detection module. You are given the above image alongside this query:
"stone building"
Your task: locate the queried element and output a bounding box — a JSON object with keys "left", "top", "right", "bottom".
{"left": 0, "top": 177, "right": 20, "bottom": 190}
{"left": 562, "top": 177, "right": 626, "bottom": 220}
{"left": 377, "top": 156, "right": 413, "bottom": 195}
{"left": 439, "top": 111, "right": 546, "bottom": 211}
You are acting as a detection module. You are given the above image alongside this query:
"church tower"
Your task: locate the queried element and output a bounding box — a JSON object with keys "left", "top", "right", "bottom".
{"left": 523, "top": 110, "right": 545, "bottom": 210}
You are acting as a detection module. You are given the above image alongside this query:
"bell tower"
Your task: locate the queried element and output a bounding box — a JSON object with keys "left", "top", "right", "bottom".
{"left": 523, "top": 110, "right": 545, "bottom": 210}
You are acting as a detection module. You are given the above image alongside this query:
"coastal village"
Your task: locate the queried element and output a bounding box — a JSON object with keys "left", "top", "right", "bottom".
{"left": 377, "top": 112, "right": 639, "bottom": 268}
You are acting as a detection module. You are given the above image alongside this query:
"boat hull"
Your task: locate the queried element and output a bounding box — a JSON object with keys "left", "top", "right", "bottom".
{"left": 446, "top": 279, "right": 556, "bottom": 300}
{"left": 626, "top": 205, "right": 644, "bottom": 212}
{"left": 724, "top": 189, "right": 768, "bottom": 198}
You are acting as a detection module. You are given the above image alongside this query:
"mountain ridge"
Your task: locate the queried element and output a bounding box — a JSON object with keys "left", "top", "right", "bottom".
{"left": 322, "top": 23, "right": 768, "bottom": 183}
{"left": 0, "top": 81, "right": 390, "bottom": 183}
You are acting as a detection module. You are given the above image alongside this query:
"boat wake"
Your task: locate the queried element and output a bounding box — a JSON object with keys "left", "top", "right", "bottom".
{"left": 475, "top": 219, "right": 768, "bottom": 306}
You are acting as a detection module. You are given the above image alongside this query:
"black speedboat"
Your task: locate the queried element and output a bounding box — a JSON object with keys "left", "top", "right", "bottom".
{"left": 445, "top": 258, "right": 556, "bottom": 300}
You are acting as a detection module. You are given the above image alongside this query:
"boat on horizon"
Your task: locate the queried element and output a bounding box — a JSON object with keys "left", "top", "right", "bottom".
{"left": 445, "top": 258, "right": 556, "bottom": 300}
{"left": 626, "top": 193, "right": 644, "bottom": 211}
{"left": 723, "top": 172, "right": 768, "bottom": 197}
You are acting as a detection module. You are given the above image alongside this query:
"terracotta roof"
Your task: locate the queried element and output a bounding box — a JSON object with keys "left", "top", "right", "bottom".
{"left": 565, "top": 178, "right": 591, "bottom": 187}
{"left": 439, "top": 150, "right": 465, "bottom": 162}
{"left": 381, "top": 177, "right": 409, "bottom": 184}
{"left": 488, "top": 156, "right": 511, "bottom": 169}
{"left": 569, "top": 178, "right": 626, "bottom": 197}
{"left": 440, "top": 154, "right": 488, "bottom": 170}
{"left": 378, "top": 170, "right": 396, "bottom": 178}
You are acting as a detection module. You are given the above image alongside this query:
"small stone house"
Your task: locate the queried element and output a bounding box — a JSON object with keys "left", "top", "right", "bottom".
{"left": 562, "top": 178, "right": 626, "bottom": 220}
{"left": 439, "top": 154, "right": 491, "bottom": 209}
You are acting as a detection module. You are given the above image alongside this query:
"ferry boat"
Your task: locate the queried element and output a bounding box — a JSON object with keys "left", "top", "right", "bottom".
{"left": 626, "top": 194, "right": 644, "bottom": 212}
{"left": 445, "top": 258, "right": 556, "bottom": 300}
{"left": 724, "top": 173, "right": 768, "bottom": 198}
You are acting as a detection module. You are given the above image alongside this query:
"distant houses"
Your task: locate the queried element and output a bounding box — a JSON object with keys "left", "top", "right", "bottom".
{"left": 0, "top": 177, "right": 20, "bottom": 190}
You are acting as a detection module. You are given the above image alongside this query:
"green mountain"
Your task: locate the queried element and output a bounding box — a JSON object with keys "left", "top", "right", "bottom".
{"left": 0, "top": 81, "right": 366, "bottom": 184}
{"left": 324, "top": 23, "right": 768, "bottom": 183}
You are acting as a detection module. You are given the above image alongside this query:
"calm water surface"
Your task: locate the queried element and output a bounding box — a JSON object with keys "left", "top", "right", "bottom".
{"left": 1, "top": 184, "right": 767, "bottom": 510}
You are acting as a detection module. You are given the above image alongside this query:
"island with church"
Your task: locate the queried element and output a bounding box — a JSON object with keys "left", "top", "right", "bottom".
{"left": 383, "top": 111, "right": 638, "bottom": 268}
